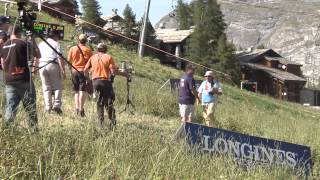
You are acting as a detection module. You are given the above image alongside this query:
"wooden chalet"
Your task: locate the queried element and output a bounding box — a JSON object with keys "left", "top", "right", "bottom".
{"left": 102, "top": 9, "right": 123, "bottom": 32}
{"left": 236, "top": 49, "right": 306, "bottom": 102}
{"left": 155, "top": 28, "right": 193, "bottom": 69}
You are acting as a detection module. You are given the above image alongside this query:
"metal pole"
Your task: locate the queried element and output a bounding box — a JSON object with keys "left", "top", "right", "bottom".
{"left": 138, "top": 0, "right": 151, "bottom": 58}
{"left": 5, "top": 3, "right": 9, "bottom": 16}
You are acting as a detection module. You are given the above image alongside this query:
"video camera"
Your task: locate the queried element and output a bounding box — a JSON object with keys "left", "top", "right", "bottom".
{"left": 14, "top": 0, "right": 64, "bottom": 39}
{"left": 17, "top": 0, "right": 37, "bottom": 31}
{"left": 119, "top": 61, "right": 134, "bottom": 82}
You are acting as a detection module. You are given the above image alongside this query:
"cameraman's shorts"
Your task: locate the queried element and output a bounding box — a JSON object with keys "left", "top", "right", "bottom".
{"left": 72, "top": 71, "right": 86, "bottom": 92}
{"left": 179, "top": 104, "right": 194, "bottom": 118}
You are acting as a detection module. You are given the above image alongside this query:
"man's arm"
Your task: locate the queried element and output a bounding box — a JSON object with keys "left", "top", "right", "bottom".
{"left": 58, "top": 58, "right": 66, "bottom": 78}
{"left": 83, "top": 58, "right": 91, "bottom": 77}
{"left": 197, "top": 83, "right": 203, "bottom": 103}
{"left": 1, "top": 57, "right": 4, "bottom": 70}
{"left": 189, "top": 79, "right": 200, "bottom": 103}
{"left": 211, "top": 82, "right": 222, "bottom": 95}
{"left": 32, "top": 57, "right": 39, "bottom": 74}
{"left": 31, "top": 40, "right": 40, "bottom": 74}
{"left": 56, "top": 43, "right": 66, "bottom": 78}
{"left": 110, "top": 58, "right": 129, "bottom": 78}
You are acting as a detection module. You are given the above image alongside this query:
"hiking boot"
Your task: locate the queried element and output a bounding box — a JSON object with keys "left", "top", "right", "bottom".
{"left": 76, "top": 109, "right": 79, "bottom": 116}
{"left": 80, "top": 110, "right": 85, "bottom": 117}
{"left": 109, "top": 119, "right": 116, "bottom": 130}
{"left": 30, "top": 126, "right": 39, "bottom": 134}
{"left": 45, "top": 109, "right": 51, "bottom": 114}
{"left": 52, "top": 107, "right": 63, "bottom": 115}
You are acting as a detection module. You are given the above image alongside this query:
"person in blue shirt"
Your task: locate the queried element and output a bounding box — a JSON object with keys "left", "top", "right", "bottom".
{"left": 197, "top": 71, "right": 222, "bottom": 127}
{"left": 178, "top": 64, "right": 200, "bottom": 123}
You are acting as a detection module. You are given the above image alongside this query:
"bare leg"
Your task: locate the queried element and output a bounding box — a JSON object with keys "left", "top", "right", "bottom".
{"left": 79, "top": 91, "right": 86, "bottom": 111}
{"left": 74, "top": 92, "right": 79, "bottom": 110}
{"left": 187, "top": 116, "right": 192, "bottom": 123}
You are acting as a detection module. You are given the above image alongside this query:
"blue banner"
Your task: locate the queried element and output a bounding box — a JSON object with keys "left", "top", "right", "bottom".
{"left": 170, "top": 79, "right": 202, "bottom": 91}
{"left": 184, "top": 123, "right": 312, "bottom": 176}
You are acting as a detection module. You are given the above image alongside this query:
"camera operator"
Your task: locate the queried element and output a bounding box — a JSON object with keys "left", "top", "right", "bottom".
{"left": 84, "top": 43, "right": 128, "bottom": 128}
{"left": 0, "top": 27, "right": 8, "bottom": 120}
{"left": 0, "top": 25, "right": 40, "bottom": 131}
{"left": 68, "top": 34, "right": 93, "bottom": 117}
{"left": 0, "top": 30, "right": 8, "bottom": 73}
{"left": 0, "top": 30, "right": 8, "bottom": 47}
{"left": 37, "top": 29, "right": 66, "bottom": 115}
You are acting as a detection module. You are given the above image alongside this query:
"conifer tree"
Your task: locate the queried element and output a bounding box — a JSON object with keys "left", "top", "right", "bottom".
{"left": 176, "top": 0, "right": 193, "bottom": 30}
{"left": 187, "top": 0, "right": 226, "bottom": 65}
{"left": 80, "top": 0, "right": 105, "bottom": 26}
{"left": 216, "top": 35, "right": 240, "bottom": 82}
{"left": 186, "top": 0, "right": 239, "bottom": 81}
{"left": 59, "top": 0, "right": 80, "bottom": 15}
{"left": 121, "top": 4, "right": 138, "bottom": 38}
{"left": 120, "top": 4, "right": 138, "bottom": 48}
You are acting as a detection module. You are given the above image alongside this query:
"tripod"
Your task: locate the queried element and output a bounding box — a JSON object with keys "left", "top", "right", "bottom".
{"left": 120, "top": 78, "right": 135, "bottom": 115}
{"left": 25, "top": 31, "right": 35, "bottom": 94}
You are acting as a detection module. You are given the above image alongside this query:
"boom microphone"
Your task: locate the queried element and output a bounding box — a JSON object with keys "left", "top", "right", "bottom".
{"left": 42, "top": 0, "right": 63, "bottom": 5}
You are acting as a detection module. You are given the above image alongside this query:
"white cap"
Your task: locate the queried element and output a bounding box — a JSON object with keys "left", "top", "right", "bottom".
{"left": 97, "top": 43, "right": 107, "bottom": 49}
{"left": 78, "top": 34, "right": 87, "bottom": 41}
{"left": 204, "top": 71, "right": 214, "bottom": 77}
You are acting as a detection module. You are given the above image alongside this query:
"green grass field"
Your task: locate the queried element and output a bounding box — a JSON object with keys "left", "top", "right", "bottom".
{"left": 1, "top": 5, "right": 320, "bottom": 179}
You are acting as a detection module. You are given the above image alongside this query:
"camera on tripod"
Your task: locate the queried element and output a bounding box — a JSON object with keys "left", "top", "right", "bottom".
{"left": 119, "top": 61, "right": 134, "bottom": 82}
{"left": 17, "top": 0, "right": 37, "bottom": 32}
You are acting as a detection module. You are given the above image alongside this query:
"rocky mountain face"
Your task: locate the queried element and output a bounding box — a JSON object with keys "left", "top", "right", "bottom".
{"left": 155, "top": 0, "right": 320, "bottom": 86}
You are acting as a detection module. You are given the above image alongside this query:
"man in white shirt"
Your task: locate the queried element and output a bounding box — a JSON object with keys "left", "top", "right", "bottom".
{"left": 197, "top": 71, "right": 222, "bottom": 127}
{"left": 37, "top": 30, "right": 65, "bottom": 114}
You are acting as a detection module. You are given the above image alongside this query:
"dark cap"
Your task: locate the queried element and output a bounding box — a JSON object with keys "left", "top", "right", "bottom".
{"left": 0, "top": 30, "right": 7, "bottom": 39}
{"left": 0, "top": 16, "right": 10, "bottom": 24}
{"left": 186, "top": 64, "right": 196, "bottom": 71}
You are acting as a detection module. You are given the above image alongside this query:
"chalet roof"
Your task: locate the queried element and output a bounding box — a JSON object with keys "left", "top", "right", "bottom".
{"left": 101, "top": 9, "right": 123, "bottom": 22}
{"left": 155, "top": 29, "right": 194, "bottom": 43}
{"left": 264, "top": 56, "right": 301, "bottom": 66}
{"left": 245, "top": 63, "right": 306, "bottom": 82}
{"left": 102, "top": 14, "right": 122, "bottom": 21}
{"left": 103, "top": 21, "right": 122, "bottom": 32}
{"left": 236, "top": 49, "right": 280, "bottom": 63}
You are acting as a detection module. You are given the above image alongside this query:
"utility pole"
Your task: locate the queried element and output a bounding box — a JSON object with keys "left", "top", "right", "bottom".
{"left": 138, "top": 0, "right": 151, "bottom": 58}
{"left": 5, "top": 3, "right": 9, "bottom": 16}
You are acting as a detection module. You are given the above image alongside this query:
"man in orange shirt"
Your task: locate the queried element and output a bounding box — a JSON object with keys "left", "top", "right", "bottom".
{"left": 68, "top": 34, "right": 93, "bottom": 117}
{"left": 84, "top": 43, "right": 127, "bottom": 128}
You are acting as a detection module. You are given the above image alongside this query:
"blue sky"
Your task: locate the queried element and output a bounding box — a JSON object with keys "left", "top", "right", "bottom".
{"left": 78, "top": 0, "right": 191, "bottom": 25}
